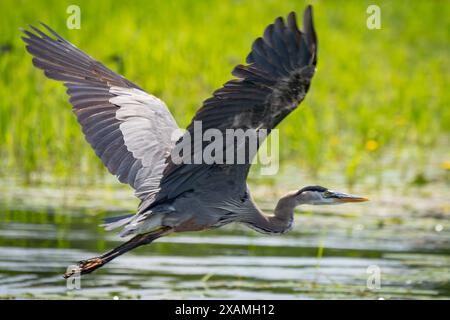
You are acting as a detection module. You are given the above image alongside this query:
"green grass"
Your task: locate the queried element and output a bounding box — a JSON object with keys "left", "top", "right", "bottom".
{"left": 0, "top": 0, "right": 448, "bottom": 186}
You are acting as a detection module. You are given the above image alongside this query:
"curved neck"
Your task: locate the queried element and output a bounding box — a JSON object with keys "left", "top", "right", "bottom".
{"left": 244, "top": 194, "right": 297, "bottom": 234}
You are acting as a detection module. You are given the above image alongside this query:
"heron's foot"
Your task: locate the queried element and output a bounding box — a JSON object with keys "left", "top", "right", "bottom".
{"left": 63, "top": 257, "right": 104, "bottom": 279}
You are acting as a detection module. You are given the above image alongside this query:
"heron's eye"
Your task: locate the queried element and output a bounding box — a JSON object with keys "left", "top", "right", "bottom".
{"left": 323, "top": 191, "right": 332, "bottom": 198}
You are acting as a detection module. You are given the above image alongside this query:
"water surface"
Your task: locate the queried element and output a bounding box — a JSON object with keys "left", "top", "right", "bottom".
{"left": 0, "top": 184, "right": 449, "bottom": 299}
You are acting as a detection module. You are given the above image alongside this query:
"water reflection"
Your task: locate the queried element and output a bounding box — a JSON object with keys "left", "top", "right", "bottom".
{"left": 0, "top": 207, "right": 449, "bottom": 299}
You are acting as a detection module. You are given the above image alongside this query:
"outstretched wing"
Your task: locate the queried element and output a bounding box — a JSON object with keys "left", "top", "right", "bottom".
{"left": 21, "top": 24, "right": 179, "bottom": 200}
{"left": 156, "top": 6, "right": 317, "bottom": 202}
{"left": 190, "top": 7, "right": 316, "bottom": 132}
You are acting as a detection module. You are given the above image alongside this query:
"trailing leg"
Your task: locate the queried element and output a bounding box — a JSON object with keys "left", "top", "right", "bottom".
{"left": 63, "top": 227, "right": 171, "bottom": 278}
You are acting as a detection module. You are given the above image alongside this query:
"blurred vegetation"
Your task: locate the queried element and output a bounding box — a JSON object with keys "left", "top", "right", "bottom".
{"left": 0, "top": 0, "right": 448, "bottom": 186}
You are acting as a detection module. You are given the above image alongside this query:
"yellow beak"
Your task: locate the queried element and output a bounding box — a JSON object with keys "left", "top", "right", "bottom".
{"left": 330, "top": 191, "right": 369, "bottom": 203}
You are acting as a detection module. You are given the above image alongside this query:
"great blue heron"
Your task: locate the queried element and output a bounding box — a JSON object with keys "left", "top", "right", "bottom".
{"left": 22, "top": 5, "right": 368, "bottom": 278}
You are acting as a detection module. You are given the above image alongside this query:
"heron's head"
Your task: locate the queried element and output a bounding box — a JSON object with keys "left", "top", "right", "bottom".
{"left": 294, "top": 186, "right": 368, "bottom": 205}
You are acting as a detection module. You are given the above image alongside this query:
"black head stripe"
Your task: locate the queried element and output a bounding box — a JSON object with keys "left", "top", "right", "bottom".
{"left": 297, "top": 185, "right": 327, "bottom": 194}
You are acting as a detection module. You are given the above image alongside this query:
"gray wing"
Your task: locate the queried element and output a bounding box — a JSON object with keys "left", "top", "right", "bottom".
{"left": 189, "top": 8, "right": 316, "bottom": 132}
{"left": 21, "top": 24, "right": 179, "bottom": 200}
{"left": 156, "top": 7, "right": 317, "bottom": 203}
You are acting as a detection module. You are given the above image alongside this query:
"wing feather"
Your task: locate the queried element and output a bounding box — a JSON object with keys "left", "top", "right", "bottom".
{"left": 158, "top": 7, "right": 317, "bottom": 203}
{"left": 22, "top": 24, "right": 179, "bottom": 200}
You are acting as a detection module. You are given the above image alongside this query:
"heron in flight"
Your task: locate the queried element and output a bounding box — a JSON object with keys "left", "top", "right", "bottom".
{"left": 22, "top": 5, "right": 368, "bottom": 278}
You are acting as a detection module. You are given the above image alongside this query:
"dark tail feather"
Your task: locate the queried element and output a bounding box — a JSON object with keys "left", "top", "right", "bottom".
{"left": 63, "top": 227, "right": 171, "bottom": 278}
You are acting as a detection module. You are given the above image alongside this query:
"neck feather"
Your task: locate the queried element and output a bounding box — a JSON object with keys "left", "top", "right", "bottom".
{"left": 244, "top": 194, "right": 297, "bottom": 234}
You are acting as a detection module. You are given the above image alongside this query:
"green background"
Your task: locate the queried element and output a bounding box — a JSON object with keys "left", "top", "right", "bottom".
{"left": 0, "top": 0, "right": 448, "bottom": 187}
